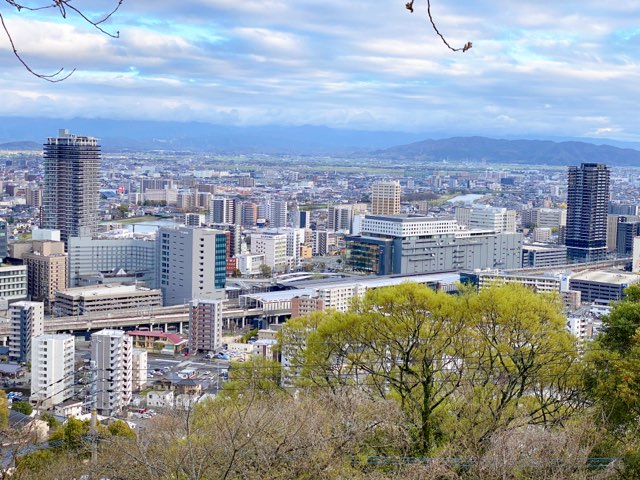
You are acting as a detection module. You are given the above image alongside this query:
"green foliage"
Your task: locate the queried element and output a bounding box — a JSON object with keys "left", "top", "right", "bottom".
{"left": 0, "top": 390, "right": 8, "bottom": 429}
{"left": 49, "top": 417, "right": 90, "bottom": 451}
{"left": 12, "top": 400, "right": 33, "bottom": 416}
{"left": 40, "top": 412, "right": 60, "bottom": 429}
{"left": 220, "top": 357, "right": 283, "bottom": 400}
{"left": 15, "top": 449, "right": 57, "bottom": 475}
{"left": 108, "top": 420, "right": 136, "bottom": 439}
{"left": 282, "top": 283, "right": 580, "bottom": 455}
{"left": 583, "top": 283, "right": 640, "bottom": 477}
{"left": 259, "top": 263, "right": 272, "bottom": 278}
{"left": 239, "top": 328, "right": 258, "bottom": 343}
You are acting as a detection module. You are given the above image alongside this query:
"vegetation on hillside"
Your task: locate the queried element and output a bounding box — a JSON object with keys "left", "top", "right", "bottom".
{"left": 7, "top": 283, "right": 640, "bottom": 479}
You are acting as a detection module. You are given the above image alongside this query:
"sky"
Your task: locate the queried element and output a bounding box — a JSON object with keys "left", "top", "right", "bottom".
{"left": 0, "top": 0, "right": 639, "bottom": 140}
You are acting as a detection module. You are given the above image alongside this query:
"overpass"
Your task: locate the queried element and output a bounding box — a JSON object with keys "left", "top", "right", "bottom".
{"left": 0, "top": 303, "right": 270, "bottom": 339}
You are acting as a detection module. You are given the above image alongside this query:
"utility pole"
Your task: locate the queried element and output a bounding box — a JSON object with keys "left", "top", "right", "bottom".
{"left": 90, "top": 360, "right": 98, "bottom": 464}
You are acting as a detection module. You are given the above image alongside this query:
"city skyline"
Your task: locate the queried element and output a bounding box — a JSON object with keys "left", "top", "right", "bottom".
{"left": 0, "top": 2, "right": 638, "bottom": 141}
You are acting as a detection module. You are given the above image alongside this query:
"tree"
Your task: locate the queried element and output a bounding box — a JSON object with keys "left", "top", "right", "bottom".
{"left": 220, "top": 357, "right": 284, "bottom": 400}
{"left": 108, "top": 419, "right": 136, "bottom": 439}
{"left": 583, "top": 285, "right": 640, "bottom": 477}
{"left": 40, "top": 412, "right": 60, "bottom": 429}
{"left": 447, "top": 284, "right": 582, "bottom": 454}
{"left": 0, "top": 390, "right": 8, "bottom": 429}
{"left": 259, "top": 263, "right": 272, "bottom": 278}
{"left": 12, "top": 400, "right": 33, "bottom": 416}
{"left": 49, "top": 416, "right": 90, "bottom": 451}
{"left": 283, "top": 283, "right": 582, "bottom": 456}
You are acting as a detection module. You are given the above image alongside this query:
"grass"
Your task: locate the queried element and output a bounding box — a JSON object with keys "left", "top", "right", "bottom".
{"left": 110, "top": 215, "right": 163, "bottom": 225}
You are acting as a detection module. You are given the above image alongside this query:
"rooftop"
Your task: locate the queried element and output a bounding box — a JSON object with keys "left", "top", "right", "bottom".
{"left": 570, "top": 270, "right": 640, "bottom": 285}
{"left": 129, "top": 330, "right": 187, "bottom": 345}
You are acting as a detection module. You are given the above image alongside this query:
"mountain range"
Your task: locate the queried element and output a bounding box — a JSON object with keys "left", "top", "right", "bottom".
{"left": 372, "top": 136, "right": 640, "bottom": 166}
{"left": 1, "top": 116, "right": 640, "bottom": 166}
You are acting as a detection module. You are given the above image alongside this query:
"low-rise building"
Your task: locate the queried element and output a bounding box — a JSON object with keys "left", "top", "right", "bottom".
{"left": 129, "top": 330, "right": 187, "bottom": 355}
{"left": 147, "top": 390, "right": 174, "bottom": 409}
{"left": 54, "top": 284, "right": 162, "bottom": 316}
{"left": 569, "top": 270, "right": 640, "bottom": 304}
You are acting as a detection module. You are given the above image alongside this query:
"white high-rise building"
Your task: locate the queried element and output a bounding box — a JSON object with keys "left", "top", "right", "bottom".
{"left": 251, "top": 232, "right": 288, "bottom": 272}
{"left": 371, "top": 181, "right": 401, "bottom": 215}
{"left": 91, "top": 329, "right": 132, "bottom": 416}
{"left": 270, "top": 200, "right": 288, "bottom": 228}
{"left": 157, "top": 226, "right": 227, "bottom": 306}
{"left": 132, "top": 348, "right": 148, "bottom": 392}
{"left": 9, "top": 301, "right": 44, "bottom": 362}
{"left": 284, "top": 228, "right": 305, "bottom": 267}
{"left": 43, "top": 129, "right": 100, "bottom": 244}
{"left": 30, "top": 334, "right": 75, "bottom": 408}
{"left": 189, "top": 299, "right": 223, "bottom": 355}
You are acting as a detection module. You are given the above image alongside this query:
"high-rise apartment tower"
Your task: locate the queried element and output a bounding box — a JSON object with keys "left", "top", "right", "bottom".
{"left": 43, "top": 129, "right": 100, "bottom": 244}
{"left": 566, "top": 163, "right": 610, "bottom": 263}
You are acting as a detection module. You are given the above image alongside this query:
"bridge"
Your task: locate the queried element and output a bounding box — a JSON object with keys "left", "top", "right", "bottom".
{"left": 0, "top": 303, "right": 272, "bottom": 339}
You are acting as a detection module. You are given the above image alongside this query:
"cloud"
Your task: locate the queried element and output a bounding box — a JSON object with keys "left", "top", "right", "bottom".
{"left": 0, "top": 0, "right": 638, "bottom": 140}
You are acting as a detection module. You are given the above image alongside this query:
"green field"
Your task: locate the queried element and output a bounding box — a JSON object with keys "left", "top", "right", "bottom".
{"left": 110, "top": 215, "right": 163, "bottom": 225}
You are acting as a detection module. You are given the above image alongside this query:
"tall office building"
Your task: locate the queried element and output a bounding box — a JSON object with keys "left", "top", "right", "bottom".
{"left": 157, "top": 226, "right": 227, "bottom": 306}
{"left": 91, "top": 329, "right": 132, "bottom": 416}
{"left": 566, "top": 163, "right": 610, "bottom": 263}
{"left": 30, "top": 334, "right": 75, "bottom": 408}
{"left": 371, "top": 181, "right": 401, "bottom": 215}
{"left": 9, "top": 301, "right": 44, "bottom": 362}
{"left": 43, "top": 129, "right": 100, "bottom": 244}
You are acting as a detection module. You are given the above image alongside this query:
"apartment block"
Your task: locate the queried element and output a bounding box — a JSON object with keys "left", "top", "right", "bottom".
{"left": 91, "top": 329, "right": 133, "bottom": 416}
{"left": 23, "top": 240, "right": 68, "bottom": 313}
{"left": 189, "top": 299, "right": 223, "bottom": 354}
{"left": 9, "top": 301, "right": 44, "bottom": 362}
{"left": 42, "top": 129, "right": 100, "bottom": 244}
{"left": 30, "top": 334, "right": 75, "bottom": 408}
{"left": 0, "top": 265, "right": 28, "bottom": 302}
{"left": 250, "top": 232, "right": 288, "bottom": 272}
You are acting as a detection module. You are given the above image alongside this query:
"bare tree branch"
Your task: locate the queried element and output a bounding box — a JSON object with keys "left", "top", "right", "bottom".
{"left": 1, "top": 0, "right": 124, "bottom": 81}
{"left": 406, "top": 0, "right": 472, "bottom": 53}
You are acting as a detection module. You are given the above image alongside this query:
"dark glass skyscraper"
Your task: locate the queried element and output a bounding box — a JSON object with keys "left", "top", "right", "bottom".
{"left": 43, "top": 129, "right": 100, "bottom": 245}
{"left": 566, "top": 163, "right": 610, "bottom": 263}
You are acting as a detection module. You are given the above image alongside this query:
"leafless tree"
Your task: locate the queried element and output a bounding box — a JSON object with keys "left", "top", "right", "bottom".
{"left": 0, "top": 0, "right": 124, "bottom": 82}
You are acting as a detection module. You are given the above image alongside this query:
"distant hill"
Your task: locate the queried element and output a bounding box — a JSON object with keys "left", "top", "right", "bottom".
{"left": 0, "top": 117, "right": 424, "bottom": 154}
{"left": 374, "top": 136, "right": 640, "bottom": 166}
{"left": 0, "top": 141, "right": 41, "bottom": 151}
